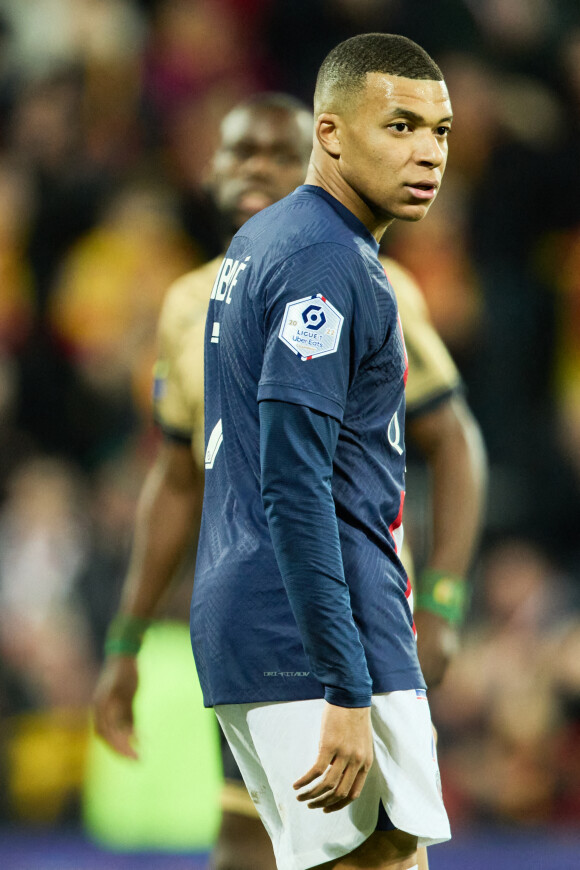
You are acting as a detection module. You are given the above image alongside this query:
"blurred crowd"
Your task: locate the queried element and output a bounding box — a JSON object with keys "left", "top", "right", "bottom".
{"left": 1, "top": 0, "right": 580, "bottom": 839}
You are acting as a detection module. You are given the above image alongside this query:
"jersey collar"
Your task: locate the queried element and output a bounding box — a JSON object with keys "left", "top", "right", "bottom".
{"left": 294, "top": 185, "right": 380, "bottom": 254}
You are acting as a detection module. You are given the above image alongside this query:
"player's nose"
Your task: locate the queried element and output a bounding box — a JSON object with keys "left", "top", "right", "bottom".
{"left": 241, "top": 151, "right": 275, "bottom": 179}
{"left": 413, "top": 132, "right": 446, "bottom": 168}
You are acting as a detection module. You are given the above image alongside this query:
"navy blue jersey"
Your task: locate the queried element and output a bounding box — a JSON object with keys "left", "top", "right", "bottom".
{"left": 191, "top": 185, "right": 424, "bottom": 706}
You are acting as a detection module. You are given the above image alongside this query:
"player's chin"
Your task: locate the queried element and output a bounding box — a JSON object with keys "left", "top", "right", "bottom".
{"left": 396, "top": 201, "right": 435, "bottom": 222}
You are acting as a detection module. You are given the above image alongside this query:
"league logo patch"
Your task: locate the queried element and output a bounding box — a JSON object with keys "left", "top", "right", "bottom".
{"left": 278, "top": 294, "right": 344, "bottom": 361}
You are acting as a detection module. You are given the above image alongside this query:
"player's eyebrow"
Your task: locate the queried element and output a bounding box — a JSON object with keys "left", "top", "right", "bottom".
{"left": 386, "top": 107, "right": 453, "bottom": 125}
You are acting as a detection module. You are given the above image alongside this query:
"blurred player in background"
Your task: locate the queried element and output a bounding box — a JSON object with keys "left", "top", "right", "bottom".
{"left": 94, "top": 93, "right": 314, "bottom": 870}
{"left": 94, "top": 74, "right": 486, "bottom": 869}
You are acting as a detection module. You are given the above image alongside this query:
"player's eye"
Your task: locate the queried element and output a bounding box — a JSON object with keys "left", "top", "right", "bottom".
{"left": 389, "top": 122, "right": 410, "bottom": 133}
{"left": 435, "top": 126, "right": 451, "bottom": 137}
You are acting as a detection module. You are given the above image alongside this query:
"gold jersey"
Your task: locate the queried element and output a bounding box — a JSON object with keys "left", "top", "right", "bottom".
{"left": 153, "top": 255, "right": 461, "bottom": 465}
{"left": 381, "top": 256, "right": 461, "bottom": 416}
{"left": 152, "top": 258, "right": 220, "bottom": 466}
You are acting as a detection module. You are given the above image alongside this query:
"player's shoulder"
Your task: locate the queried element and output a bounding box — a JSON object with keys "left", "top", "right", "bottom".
{"left": 381, "top": 255, "right": 461, "bottom": 406}
{"left": 241, "top": 187, "right": 372, "bottom": 263}
{"left": 159, "top": 256, "right": 222, "bottom": 338}
{"left": 380, "top": 256, "right": 428, "bottom": 319}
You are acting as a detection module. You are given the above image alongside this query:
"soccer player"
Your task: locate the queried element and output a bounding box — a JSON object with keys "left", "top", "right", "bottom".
{"left": 95, "top": 52, "right": 485, "bottom": 869}
{"left": 385, "top": 255, "right": 485, "bottom": 691}
{"left": 192, "top": 33, "right": 452, "bottom": 870}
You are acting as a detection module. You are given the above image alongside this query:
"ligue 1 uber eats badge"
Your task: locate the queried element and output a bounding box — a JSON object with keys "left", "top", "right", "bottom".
{"left": 279, "top": 294, "right": 344, "bottom": 361}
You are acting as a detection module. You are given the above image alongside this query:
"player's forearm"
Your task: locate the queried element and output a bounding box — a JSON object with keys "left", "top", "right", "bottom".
{"left": 260, "top": 400, "right": 372, "bottom": 707}
{"left": 119, "top": 445, "right": 199, "bottom": 619}
{"left": 411, "top": 396, "right": 487, "bottom": 576}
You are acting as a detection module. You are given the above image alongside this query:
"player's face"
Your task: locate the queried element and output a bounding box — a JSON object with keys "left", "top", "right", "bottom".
{"left": 337, "top": 73, "right": 452, "bottom": 224}
{"left": 211, "top": 106, "right": 311, "bottom": 230}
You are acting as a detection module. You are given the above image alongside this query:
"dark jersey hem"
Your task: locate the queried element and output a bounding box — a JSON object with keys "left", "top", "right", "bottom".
{"left": 204, "top": 666, "right": 425, "bottom": 708}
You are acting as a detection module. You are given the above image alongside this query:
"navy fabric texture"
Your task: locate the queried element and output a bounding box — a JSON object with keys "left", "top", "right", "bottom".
{"left": 191, "top": 185, "right": 424, "bottom": 707}
{"left": 260, "top": 400, "right": 372, "bottom": 707}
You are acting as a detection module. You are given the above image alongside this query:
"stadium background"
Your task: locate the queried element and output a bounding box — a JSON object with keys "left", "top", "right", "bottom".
{"left": 0, "top": 1, "right": 579, "bottom": 867}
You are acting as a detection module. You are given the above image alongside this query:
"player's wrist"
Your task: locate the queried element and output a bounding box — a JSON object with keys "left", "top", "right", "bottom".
{"left": 104, "top": 613, "right": 152, "bottom": 657}
{"left": 415, "top": 568, "right": 468, "bottom": 626}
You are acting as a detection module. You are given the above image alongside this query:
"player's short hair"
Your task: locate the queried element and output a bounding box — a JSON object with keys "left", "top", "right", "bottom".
{"left": 314, "top": 33, "right": 444, "bottom": 115}
{"left": 231, "top": 92, "right": 312, "bottom": 117}
{"left": 221, "top": 92, "right": 313, "bottom": 158}
{"left": 221, "top": 93, "right": 313, "bottom": 134}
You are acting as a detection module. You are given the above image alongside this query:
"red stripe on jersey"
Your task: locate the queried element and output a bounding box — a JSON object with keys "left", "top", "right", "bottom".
{"left": 389, "top": 490, "right": 405, "bottom": 537}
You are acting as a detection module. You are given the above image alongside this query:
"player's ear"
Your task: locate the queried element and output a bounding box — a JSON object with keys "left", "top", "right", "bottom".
{"left": 315, "top": 113, "right": 341, "bottom": 158}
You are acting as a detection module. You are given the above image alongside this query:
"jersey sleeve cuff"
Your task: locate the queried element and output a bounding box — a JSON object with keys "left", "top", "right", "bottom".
{"left": 405, "top": 384, "right": 463, "bottom": 420}
{"left": 154, "top": 416, "right": 194, "bottom": 445}
{"left": 258, "top": 383, "right": 344, "bottom": 422}
{"left": 324, "top": 687, "right": 372, "bottom": 708}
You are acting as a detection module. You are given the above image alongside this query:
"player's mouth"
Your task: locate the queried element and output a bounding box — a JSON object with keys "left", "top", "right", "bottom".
{"left": 404, "top": 181, "right": 438, "bottom": 200}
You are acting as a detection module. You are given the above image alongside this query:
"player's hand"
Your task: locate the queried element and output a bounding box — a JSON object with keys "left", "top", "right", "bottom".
{"left": 92, "top": 655, "right": 139, "bottom": 759}
{"left": 293, "top": 702, "right": 373, "bottom": 813}
{"left": 414, "top": 609, "right": 459, "bottom": 688}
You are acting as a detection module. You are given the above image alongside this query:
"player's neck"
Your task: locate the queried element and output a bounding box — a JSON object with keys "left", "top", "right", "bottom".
{"left": 305, "top": 159, "right": 392, "bottom": 244}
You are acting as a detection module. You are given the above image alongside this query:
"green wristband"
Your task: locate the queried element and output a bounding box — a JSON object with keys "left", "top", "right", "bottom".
{"left": 415, "top": 569, "right": 468, "bottom": 626}
{"left": 104, "top": 614, "right": 152, "bottom": 657}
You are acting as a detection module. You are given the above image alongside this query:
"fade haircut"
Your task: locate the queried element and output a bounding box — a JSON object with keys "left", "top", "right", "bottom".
{"left": 314, "top": 33, "right": 444, "bottom": 115}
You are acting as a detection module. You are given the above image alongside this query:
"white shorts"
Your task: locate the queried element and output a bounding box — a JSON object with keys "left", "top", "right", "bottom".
{"left": 215, "top": 691, "right": 451, "bottom": 870}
